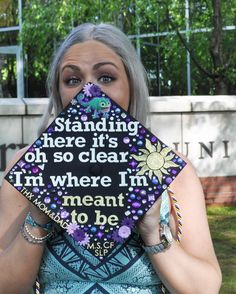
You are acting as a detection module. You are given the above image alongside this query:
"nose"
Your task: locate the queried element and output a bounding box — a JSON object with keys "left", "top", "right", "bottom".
{"left": 83, "top": 76, "right": 96, "bottom": 86}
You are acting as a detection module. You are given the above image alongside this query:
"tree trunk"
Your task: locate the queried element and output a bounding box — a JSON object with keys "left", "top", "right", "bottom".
{"left": 210, "top": 0, "right": 228, "bottom": 94}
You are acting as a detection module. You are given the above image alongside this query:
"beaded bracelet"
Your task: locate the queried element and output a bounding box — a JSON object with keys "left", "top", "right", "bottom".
{"left": 21, "top": 225, "right": 52, "bottom": 244}
{"left": 25, "top": 212, "right": 53, "bottom": 232}
{"left": 24, "top": 223, "right": 53, "bottom": 241}
{"left": 21, "top": 222, "right": 53, "bottom": 244}
{"left": 21, "top": 226, "right": 44, "bottom": 244}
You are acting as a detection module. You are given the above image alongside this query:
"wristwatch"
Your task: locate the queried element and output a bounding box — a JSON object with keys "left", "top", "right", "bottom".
{"left": 142, "top": 223, "right": 173, "bottom": 254}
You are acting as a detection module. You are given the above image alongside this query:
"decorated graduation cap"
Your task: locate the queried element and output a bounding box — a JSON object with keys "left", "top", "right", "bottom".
{"left": 5, "top": 83, "right": 186, "bottom": 259}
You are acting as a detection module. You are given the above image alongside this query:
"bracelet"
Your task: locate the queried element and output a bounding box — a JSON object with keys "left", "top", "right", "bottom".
{"left": 24, "top": 223, "right": 53, "bottom": 241}
{"left": 25, "top": 212, "right": 53, "bottom": 232}
{"left": 21, "top": 222, "right": 53, "bottom": 244}
{"left": 21, "top": 224, "right": 53, "bottom": 244}
{"left": 21, "top": 225, "right": 44, "bottom": 244}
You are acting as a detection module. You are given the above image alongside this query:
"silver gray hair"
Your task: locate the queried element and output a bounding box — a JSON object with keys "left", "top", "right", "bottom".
{"left": 39, "top": 23, "right": 149, "bottom": 135}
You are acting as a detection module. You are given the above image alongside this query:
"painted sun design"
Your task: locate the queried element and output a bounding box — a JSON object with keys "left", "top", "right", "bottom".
{"left": 131, "top": 138, "right": 179, "bottom": 183}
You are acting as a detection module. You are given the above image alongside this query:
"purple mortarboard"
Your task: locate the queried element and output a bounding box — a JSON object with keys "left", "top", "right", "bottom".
{"left": 5, "top": 83, "right": 186, "bottom": 260}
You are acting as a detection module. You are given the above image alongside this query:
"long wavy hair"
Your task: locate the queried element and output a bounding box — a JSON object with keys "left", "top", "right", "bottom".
{"left": 38, "top": 23, "right": 149, "bottom": 135}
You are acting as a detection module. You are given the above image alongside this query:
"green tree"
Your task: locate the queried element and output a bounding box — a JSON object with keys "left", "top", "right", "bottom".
{"left": 20, "top": 0, "right": 236, "bottom": 97}
{"left": 22, "top": 0, "right": 128, "bottom": 96}
{"left": 0, "top": 0, "right": 19, "bottom": 97}
{"left": 161, "top": 0, "right": 236, "bottom": 95}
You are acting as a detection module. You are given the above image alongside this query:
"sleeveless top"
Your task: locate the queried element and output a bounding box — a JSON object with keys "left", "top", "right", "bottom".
{"left": 38, "top": 190, "right": 170, "bottom": 294}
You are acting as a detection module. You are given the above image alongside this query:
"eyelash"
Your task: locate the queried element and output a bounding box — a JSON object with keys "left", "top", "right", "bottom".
{"left": 65, "top": 77, "right": 81, "bottom": 86}
{"left": 63, "top": 74, "right": 116, "bottom": 87}
{"left": 98, "top": 75, "right": 115, "bottom": 84}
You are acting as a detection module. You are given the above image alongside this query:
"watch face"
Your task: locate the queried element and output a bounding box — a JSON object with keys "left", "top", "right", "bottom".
{"left": 166, "top": 227, "right": 173, "bottom": 243}
{"left": 160, "top": 224, "right": 173, "bottom": 244}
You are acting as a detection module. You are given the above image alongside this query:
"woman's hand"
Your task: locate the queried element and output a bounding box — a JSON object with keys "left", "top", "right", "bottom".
{"left": 0, "top": 145, "right": 50, "bottom": 293}
{"left": 137, "top": 196, "right": 162, "bottom": 246}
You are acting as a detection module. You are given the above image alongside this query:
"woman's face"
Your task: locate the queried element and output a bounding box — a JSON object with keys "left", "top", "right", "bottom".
{"left": 59, "top": 40, "right": 130, "bottom": 110}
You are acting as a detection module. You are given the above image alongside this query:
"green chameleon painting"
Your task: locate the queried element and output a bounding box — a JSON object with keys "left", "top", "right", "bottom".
{"left": 77, "top": 95, "right": 111, "bottom": 119}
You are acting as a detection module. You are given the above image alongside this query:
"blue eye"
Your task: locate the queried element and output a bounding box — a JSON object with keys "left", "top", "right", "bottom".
{"left": 99, "top": 76, "right": 114, "bottom": 83}
{"left": 66, "top": 77, "right": 81, "bottom": 85}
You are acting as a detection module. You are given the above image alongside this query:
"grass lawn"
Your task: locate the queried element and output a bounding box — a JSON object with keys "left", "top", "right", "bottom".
{"left": 207, "top": 206, "right": 236, "bottom": 294}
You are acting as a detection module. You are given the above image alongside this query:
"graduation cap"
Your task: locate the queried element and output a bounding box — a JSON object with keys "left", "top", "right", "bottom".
{"left": 5, "top": 83, "right": 186, "bottom": 260}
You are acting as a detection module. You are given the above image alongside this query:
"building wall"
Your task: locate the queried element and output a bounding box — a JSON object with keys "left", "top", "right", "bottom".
{"left": 1, "top": 96, "right": 236, "bottom": 205}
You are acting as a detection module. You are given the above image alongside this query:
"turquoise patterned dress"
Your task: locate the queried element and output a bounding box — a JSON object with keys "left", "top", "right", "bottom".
{"left": 38, "top": 191, "right": 170, "bottom": 293}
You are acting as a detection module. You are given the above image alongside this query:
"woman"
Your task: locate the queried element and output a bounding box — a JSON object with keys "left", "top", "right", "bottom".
{"left": 0, "top": 23, "right": 221, "bottom": 293}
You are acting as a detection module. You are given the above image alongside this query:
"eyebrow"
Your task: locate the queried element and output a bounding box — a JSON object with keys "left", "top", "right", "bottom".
{"left": 93, "top": 62, "right": 119, "bottom": 70}
{"left": 61, "top": 62, "right": 119, "bottom": 73}
{"left": 61, "top": 64, "right": 81, "bottom": 73}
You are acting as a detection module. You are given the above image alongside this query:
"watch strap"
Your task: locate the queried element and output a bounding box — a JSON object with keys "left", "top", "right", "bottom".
{"left": 142, "top": 190, "right": 172, "bottom": 254}
{"left": 142, "top": 241, "right": 166, "bottom": 254}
